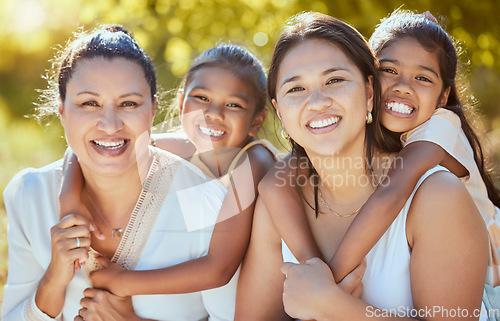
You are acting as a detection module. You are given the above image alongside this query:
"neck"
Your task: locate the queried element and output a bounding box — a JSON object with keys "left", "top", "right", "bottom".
{"left": 197, "top": 137, "right": 253, "bottom": 177}
{"left": 80, "top": 150, "right": 154, "bottom": 221}
{"left": 307, "top": 147, "right": 374, "bottom": 206}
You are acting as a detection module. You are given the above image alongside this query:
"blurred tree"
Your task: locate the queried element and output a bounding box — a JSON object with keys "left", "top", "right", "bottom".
{"left": 0, "top": 0, "right": 499, "bottom": 121}
{"left": 0, "top": 0, "right": 499, "bottom": 169}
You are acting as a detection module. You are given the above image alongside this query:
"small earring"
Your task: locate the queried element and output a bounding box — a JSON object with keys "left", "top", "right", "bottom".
{"left": 366, "top": 111, "right": 373, "bottom": 124}
{"left": 150, "top": 137, "right": 157, "bottom": 147}
{"left": 280, "top": 128, "right": 291, "bottom": 140}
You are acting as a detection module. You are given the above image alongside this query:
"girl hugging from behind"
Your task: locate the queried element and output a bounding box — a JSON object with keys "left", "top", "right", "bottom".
{"left": 59, "top": 43, "right": 277, "bottom": 318}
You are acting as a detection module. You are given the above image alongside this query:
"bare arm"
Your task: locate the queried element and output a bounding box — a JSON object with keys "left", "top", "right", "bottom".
{"left": 151, "top": 132, "right": 196, "bottom": 160}
{"left": 330, "top": 141, "right": 447, "bottom": 281}
{"left": 259, "top": 153, "right": 322, "bottom": 263}
{"left": 91, "top": 145, "right": 275, "bottom": 296}
{"left": 280, "top": 171, "right": 488, "bottom": 320}
{"left": 59, "top": 147, "right": 84, "bottom": 219}
{"left": 235, "top": 197, "right": 292, "bottom": 321}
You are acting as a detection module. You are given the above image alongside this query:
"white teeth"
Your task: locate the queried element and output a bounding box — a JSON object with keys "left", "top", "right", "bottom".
{"left": 386, "top": 102, "right": 414, "bottom": 115}
{"left": 199, "top": 126, "right": 225, "bottom": 137}
{"left": 308, "top": 116, "right": 340, "bottom": 129}
{"left": 93, "top": 140, "right": 125, "bottom": 149}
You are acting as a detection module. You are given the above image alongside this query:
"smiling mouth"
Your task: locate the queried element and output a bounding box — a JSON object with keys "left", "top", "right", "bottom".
{"left": 92, "top": 140, "right": 126, "bottom": 150}
{"left": 386, "top": 102, "right": 415, "bottom": 115}
{"left": 198, "top": 125, "right": 226, "bottom": 137}
{"left": 307, "top": 116, "right": 340, "bottom": 129}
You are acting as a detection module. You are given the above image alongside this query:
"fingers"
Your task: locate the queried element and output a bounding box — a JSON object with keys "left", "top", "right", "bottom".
{"left": 58, "top": 213, "right": 93, "bottom": 230}
{"left": 82, "top": 287, "right": 108, "bottom": 300}
{"left": 305, "top": 257, "right": 324, "bottom": 266}
{"left": 281, "top": 262, "right": 299, "bottom": 275}
{"left": 94, "top": 255, "right": 111, "bottom": 268}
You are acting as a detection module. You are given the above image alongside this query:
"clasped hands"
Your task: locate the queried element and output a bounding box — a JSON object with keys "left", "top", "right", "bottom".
{"left": 281, "top": 257, "right": 367, "bottom": 320}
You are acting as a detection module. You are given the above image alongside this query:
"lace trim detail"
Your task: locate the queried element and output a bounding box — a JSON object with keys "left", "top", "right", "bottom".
{"left": 84, "top": 149, "right": 180, "bottom": 274}
{"left": 24, "top": 294, "right": 61, "bottom": 321}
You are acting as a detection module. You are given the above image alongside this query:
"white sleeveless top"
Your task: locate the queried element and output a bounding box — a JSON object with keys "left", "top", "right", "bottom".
{"left": 282, "top": 166, "right": 447, "bottom": 313}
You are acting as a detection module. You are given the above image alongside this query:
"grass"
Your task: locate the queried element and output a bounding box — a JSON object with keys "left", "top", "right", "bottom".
{"left": 0, "top": 101, "right": 65, "bottom": 312}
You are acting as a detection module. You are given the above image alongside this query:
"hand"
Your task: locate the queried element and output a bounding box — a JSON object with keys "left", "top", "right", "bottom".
{"left": 281, "top": 257, "right": 348, "bottom": 320}
{"left": 89, "top": 256, "right": 129, "bottom": 297}
{"left": 45, "top": 214, "right": 93, "bottom": 287}
{"left": 337, "top": 258, "right": 366, "bottom": 298}
{"left": 75, "top": 288, "right": 141, "bottom": 321}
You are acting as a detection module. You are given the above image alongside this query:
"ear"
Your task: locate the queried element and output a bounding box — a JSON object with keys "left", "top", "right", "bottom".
{"left": 177, "top": 89, "right": 185, "bottom": 115}
{"left": 58, "top": 97, "right": 64, "bottom": 116}
{"left": 249, "top": 109, "right": 268, "bottom": 137}
{"left": 152, "top": 97, "right": 157, "bottom": 118}
{"left": 271, "top": 98, "right": 282, "bottom": 121}
{"left": 438, "top": 87, "right": 451, "bottom": 107}
{"left": 366, "top": 76, "right": 374, "bottom": 113}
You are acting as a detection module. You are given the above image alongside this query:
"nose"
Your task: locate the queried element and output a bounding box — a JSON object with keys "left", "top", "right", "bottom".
{"left": 392, "top": 75, "right": 413, "bottom": 96}
{"left": 306, "top": 90, "right": 331, "bottom": 112}
{"left": 204, "top": 102, "right": 224, "bottom": 121}
{"left": 97, "top": 105, "right": 123, "bottom": 134}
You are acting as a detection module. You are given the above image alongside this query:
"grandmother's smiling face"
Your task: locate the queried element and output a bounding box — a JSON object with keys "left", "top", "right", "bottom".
{"left": 59, "top": 57, "right": 155, "bottom": 177}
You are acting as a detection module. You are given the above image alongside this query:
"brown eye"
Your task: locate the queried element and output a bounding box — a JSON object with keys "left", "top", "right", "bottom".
{"left": 380, "top": 68, "right": 397, "bottom": 75}
{"left": 227, "top": 103, "right": 243, "bottom": 109}
{"left": 121, "top": 101, "right": 138, "bottom": 107}
{"left": 287, "top": 86, "right": 305, "bottom": 94}
{"left": 416, "top": 76, "right": 432, "bottom": 83}
{"left": 81, "top": 101, "right": 100, "bottom": 107}
{"left": 194, "top": 95, "right": 209, "bottom": 102}
{"left": 326, "top": 78, "right": 344, "bottom": 85}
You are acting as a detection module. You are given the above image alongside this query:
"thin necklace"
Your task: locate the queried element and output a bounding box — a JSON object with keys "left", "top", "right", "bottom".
{"left": 85, "top": 192, "right": 124, "bottom": 239}
{"left": 318, "top": 188, "right": 362, "bottom": 218}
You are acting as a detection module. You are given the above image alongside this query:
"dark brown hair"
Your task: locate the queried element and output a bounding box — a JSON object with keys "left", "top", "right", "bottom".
{"left": 182, "top": 43, "right": 267, "bottom": 114}
{"left": 370, "top": 9, "right": 500, "bottom": 207}
{"left": 37, "top": 25, "right": 156, "bottom": 118}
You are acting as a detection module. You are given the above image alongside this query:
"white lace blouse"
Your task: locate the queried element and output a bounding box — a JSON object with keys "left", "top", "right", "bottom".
{"left": 2, "top": 147, "right": 235, "bottom": 321}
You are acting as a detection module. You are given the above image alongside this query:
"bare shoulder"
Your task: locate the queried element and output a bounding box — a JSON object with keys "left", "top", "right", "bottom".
{"left": 406, "top": 170, "right": 487, "bottom": 247}
{"left": 258, "top": 152, "right": 303, "bottom": 194}
{"left": 245, "top": 143, "right": 277, "bottom": 181}
{"left": 151, "top": 132, "right": 195, "bottom": 159}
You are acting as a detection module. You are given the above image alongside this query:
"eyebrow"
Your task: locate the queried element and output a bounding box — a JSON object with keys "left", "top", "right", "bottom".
{"left": 190, "top": 86, "right": 250, "bottom": 103}
{"left": 379, "top": 58, "right": 440, "bottom": 79}
{"left": 76, "top": 91, "right": 144, "bottom": 98}
{"left": 279, "top": 67, "right": 349, "bottom": 88}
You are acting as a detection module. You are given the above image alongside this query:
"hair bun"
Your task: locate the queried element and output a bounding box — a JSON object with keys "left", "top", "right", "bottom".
{"left": 103, "top": 24, "right": 131, "bottom": 36}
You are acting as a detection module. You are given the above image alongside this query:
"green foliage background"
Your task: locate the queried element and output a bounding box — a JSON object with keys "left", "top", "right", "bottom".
{"left": 1, "top": 0, "right": 499, "bottom": 310}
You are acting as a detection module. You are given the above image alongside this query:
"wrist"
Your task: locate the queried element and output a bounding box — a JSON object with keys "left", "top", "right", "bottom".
{"left": 117, "top": 271, "right": 134, "bottom": 297}
{"left": 315, "top": 285, "right": 348, "bottom": 321}
{"left": 43, "top": 264, "right": 70, "bottom": 288}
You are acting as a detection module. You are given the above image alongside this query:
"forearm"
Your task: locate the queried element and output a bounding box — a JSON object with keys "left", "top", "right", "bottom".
{"left": 327, "top": 295, "right": 418, "bottom": 321}
{"left": 329, "top": 184, "right": 407, "bottom": 281}
{"left": 34, "top": 268, "right": 68, "bottom": 318}
{"left": 59, "top": 148, "right": 83, "bottom": 216}
{"left": 330, "top": 143, "right": 445, "bottom": 281}
{"left": 119, "top": 255, "right": 237, "bottom": 296}
{"left": 260, "top": 158, "right": 322, "bottom": 262}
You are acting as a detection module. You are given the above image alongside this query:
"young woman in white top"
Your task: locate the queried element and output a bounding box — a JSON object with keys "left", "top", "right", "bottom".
{"left": 236, "top": 12, "right": 488, "bottom": 320}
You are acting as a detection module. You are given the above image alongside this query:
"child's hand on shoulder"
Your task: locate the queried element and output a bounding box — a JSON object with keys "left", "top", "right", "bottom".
{"left": 89, "top": 255, "right": 129, "bottom": 297}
